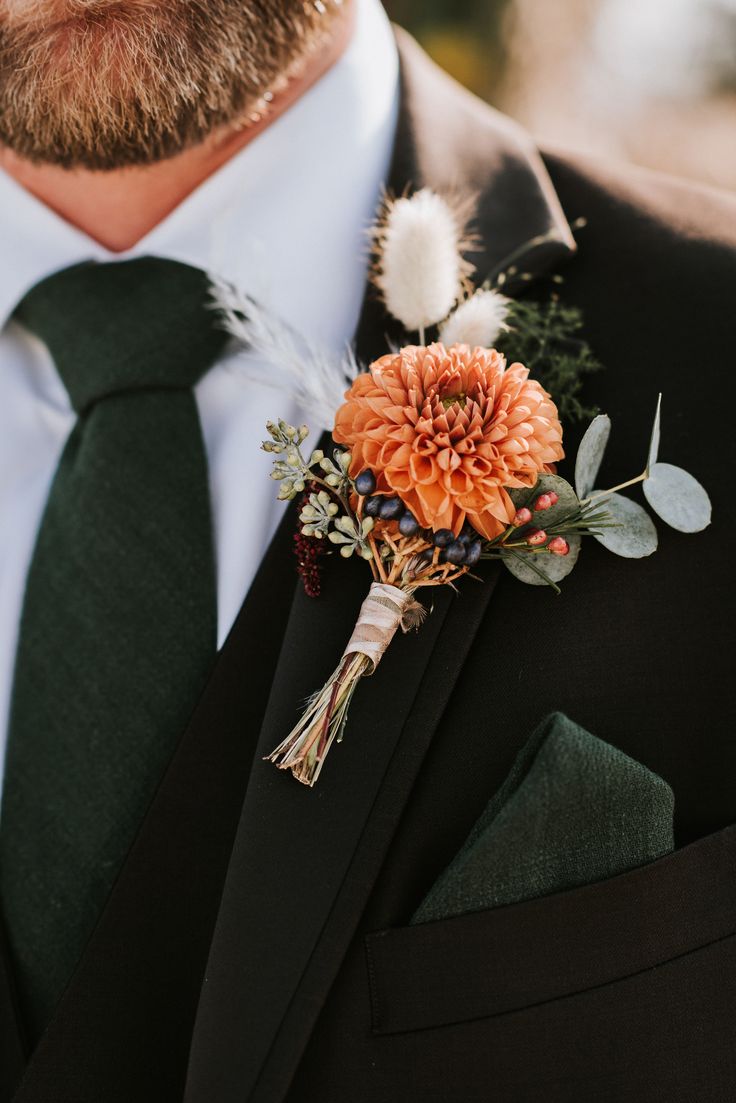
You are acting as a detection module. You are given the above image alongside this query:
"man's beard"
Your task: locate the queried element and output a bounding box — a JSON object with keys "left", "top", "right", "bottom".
{"left": 0, "top": 0, "right": 342, "bottom": 170}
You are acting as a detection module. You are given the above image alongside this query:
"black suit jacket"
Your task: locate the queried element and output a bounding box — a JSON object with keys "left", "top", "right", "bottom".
{"left": 3, "top": 30, "right": 736, "bottom": 1103}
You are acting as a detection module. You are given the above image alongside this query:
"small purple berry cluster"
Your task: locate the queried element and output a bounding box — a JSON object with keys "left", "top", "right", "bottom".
{"left": 419, "top": 525, "right": 484, "bottom": 568}
{"left": 355, "top": 469, "right": 483, "bottom": 569}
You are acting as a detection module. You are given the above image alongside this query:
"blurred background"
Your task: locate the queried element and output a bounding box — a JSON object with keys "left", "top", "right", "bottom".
{"left": 383, "top": 0, "right": 736, "bottom": 191}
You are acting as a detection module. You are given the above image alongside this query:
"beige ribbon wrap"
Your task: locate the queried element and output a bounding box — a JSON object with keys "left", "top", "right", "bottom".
{"left": 342, "top": 582, "right": 424, "bottom": 673}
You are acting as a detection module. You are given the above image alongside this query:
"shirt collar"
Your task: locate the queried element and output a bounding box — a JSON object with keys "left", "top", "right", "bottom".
{"left": 0, "top": 0, "right": 399, "bottom": 347}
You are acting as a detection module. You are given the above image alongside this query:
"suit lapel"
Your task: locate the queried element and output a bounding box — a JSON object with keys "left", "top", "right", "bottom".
{"left": 353, "top": 29, "right": 576, "bottom": 369}
{"left": 183, "top": 31, "right": 576, "bottom": 1103}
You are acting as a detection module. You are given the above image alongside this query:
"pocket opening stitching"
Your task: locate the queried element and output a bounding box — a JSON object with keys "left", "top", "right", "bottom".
{"left": 367, "top": 928, "right": 736, "bottom": 1037}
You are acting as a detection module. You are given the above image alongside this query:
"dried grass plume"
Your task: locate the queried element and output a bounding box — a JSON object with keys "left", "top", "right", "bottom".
{"left": 210, "top": 276, "right": 358, "bottom": 431}
{"left": 440, "top": 288, "right": 510, "bottom": 348}
{"left": 372, "top": 190, "right": 474, "bottom": 336}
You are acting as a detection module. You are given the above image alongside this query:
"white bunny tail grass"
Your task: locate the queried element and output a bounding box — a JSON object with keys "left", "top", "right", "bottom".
{"left": 439, "top": 288, "right": 511, "bottom": 350}
{"left": 209, "top": 275, "right": 359, "bottom": 430}
{"left": 372, "top": 189, "right": 475, "bottom": 337}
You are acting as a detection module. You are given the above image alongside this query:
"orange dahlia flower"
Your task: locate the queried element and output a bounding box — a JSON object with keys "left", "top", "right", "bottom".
{"left": 333, "top": 343, "right": 564, "bottom": 540}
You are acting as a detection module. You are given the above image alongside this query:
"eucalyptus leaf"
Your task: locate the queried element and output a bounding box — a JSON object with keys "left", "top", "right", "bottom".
{"left": 508, "top": 474, "right": 580, "bottom": 528}
{"left": 643, "top": 462, "right": 712, "bottom": 533}
{"left": 646, "top": 393, "right": 662, "bottom": 476}
{"left": 591, "top": 491, "right": 658, "bottom": 558}
{"left": 575, "top": 414, "right": 611, "bottom": 498}
{"left": 502, "top": 535, "right": 581, "bottom": 588}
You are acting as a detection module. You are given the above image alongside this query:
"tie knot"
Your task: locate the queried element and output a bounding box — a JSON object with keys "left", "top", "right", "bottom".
{"left": 14, "top": 257, "right": 229, "bottom": 413}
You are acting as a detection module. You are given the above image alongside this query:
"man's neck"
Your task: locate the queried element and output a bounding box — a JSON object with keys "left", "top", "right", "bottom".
{"left": 0, "top": 4, "right": 355, "bottom": 254}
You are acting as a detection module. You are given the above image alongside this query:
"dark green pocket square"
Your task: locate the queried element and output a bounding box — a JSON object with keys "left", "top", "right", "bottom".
{"left": 412, "top": 712, "right": 675, "bottom": 925}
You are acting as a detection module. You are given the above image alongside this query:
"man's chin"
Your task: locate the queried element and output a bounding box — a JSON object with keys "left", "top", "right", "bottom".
{"left": 0, "top": 0, "right": 342, "bottom": 171}
{"left": 0, "top": 7, "right": 226, "bottom": 169}
{"left": 0, "top": 107, "right": 227, "bottom": 172}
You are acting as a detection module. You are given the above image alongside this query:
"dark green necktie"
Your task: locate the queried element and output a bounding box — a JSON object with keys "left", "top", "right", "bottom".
{"left": 0, "top": 257, "right": 228, "bottom": 1038}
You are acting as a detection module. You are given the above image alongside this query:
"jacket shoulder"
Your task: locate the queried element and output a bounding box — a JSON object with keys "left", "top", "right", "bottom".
{"left": 541, "top": 146, "right": 736, "bottom": 258}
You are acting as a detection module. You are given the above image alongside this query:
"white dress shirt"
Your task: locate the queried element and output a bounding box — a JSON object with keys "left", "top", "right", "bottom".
{"left": 0, "top": 0, "right": 399, "bottom": 785}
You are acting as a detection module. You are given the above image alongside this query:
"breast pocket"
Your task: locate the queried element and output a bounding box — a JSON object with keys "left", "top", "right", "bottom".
{"left": 365, "top": 824, "right": 736, "bottom": 1036}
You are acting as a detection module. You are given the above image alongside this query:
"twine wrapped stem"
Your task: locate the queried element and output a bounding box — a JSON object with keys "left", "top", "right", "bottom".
{"left": 266, "top": 583, "right": 423, "bottom": 786}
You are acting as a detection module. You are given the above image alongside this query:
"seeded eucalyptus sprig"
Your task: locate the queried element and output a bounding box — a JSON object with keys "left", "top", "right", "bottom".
{"left": 263, "top": 419, "right": 349, "bottom": 504}
{"left": 299, "top": 491, "right": 338, "bottom": 539}
{"left": 328, "top": 516, "right": 376, "bottom": 560}
{"left": 262, "top": 420, "right": 314, "bottom": 500}
{"left": 262, "top": 420, "right": 375, "bottom": 560}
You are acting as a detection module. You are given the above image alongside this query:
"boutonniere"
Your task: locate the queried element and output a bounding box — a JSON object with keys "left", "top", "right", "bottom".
{"left": 213, "top": 190, "right": 711, "bottom": 787}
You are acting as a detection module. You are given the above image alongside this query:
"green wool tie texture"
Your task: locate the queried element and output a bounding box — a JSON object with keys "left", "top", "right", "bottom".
{"left": 0, "top": 258, "right": 228, "bottom": 1038}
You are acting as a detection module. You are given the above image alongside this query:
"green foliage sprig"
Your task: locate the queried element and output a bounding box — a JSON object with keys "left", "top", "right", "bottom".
{"left": 496, "top": 292, "right": 602, "bottom": 424}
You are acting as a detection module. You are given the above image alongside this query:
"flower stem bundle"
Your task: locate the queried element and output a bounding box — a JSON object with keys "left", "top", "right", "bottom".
{"left": 267, "top": 583, "right": 422, "bottom": 786}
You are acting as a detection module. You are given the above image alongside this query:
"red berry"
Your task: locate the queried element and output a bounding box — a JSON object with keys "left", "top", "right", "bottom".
{"left": 548, "top": 536, "right": 570, "bottom": 556}
{"left": 534, "top": 491, "right": 559, "bottom": 512}
{"left": 513, "top": 507, "right": 533, "bottom": 526}
{"left": 526, "top": 528, "right": 547, "bottom": 546}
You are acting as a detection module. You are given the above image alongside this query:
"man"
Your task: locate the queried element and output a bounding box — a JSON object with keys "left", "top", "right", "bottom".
{"left": 0, "top": 0, "right": 734, "bottom": 1100}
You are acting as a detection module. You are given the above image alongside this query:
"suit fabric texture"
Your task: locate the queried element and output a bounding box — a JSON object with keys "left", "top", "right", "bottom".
{"left": 2, "top": 29, "right": 736, "bottom": 1103}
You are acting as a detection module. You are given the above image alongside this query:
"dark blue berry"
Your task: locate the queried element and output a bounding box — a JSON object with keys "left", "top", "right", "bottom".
{"left": 355, "top": 470, "right": 376, "bottom": 496}
{"left": 465, "top": 539, "right": 483, "bottom": 566}
{"left": 364, "top": 495, "right": 382, "bottom": 517}
{"left": 379, "top": 496, "right": 404, "bottom": 521}
{"left": 419, "top": 548, "right": 435, "bottom": 565}
{"left": 445, "top": 541, "right": 468, "bottom": 565}
{"left": 398, "top": 511, "right": 419, "bottom": 536}
{"left": 433, "top": 528, "right": 454, "bottom": 548}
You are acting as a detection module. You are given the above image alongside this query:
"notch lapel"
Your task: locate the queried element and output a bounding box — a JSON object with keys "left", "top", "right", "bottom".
{"left": 184, "top": 31, "right": 576, "bottom": 1103}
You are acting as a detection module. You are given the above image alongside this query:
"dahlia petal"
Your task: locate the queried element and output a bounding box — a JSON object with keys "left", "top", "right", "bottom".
{"left": 409, "top": 453, "right": 436, "bottom": 484}
{"left": 454, "top": 437, "right": 476, "bottom": 455}
{"left": 464, "top": 455, "right": 493, "bottom": 477}
{"left": 381, "top": 404, "right": 413, "bottom": 425}
{"left": 498, "top": 438, "right": 529, "bottom": 455}
{"left": 386, "top": 467, "right": 414, "bottom": 493}
{"left": 437, "top": 448, "right": 461, "bottom": 472}
{"left": 443, "top": 469, "right": 473, "bottom": 495}
{"left": 504, "top": 405, "right": 533, "bottom": 429}
{"left": 416, "top": 479, "right": 451, "bottom": 520}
